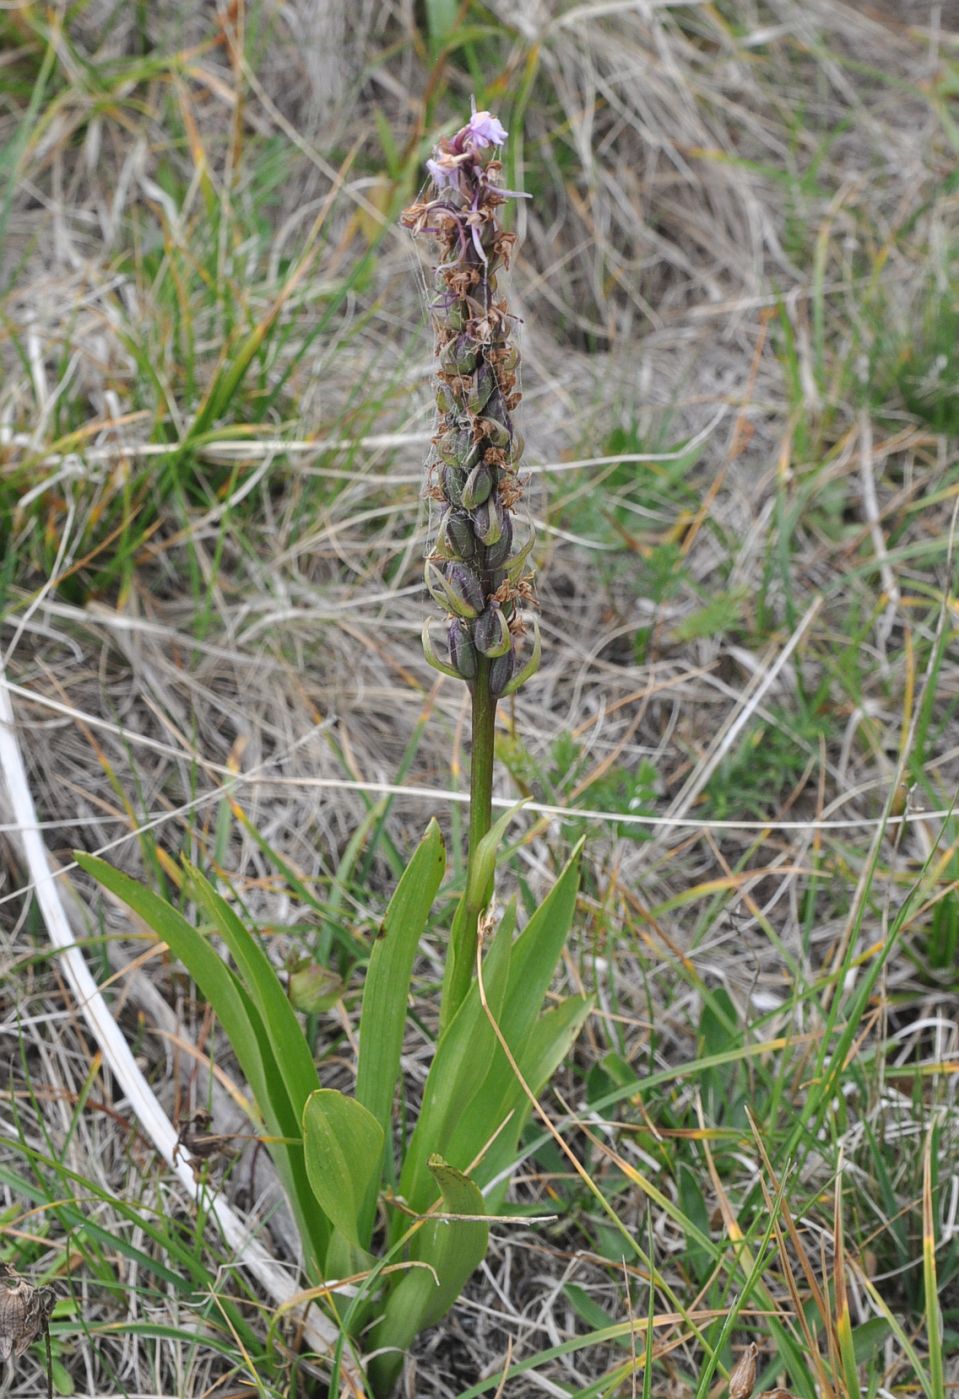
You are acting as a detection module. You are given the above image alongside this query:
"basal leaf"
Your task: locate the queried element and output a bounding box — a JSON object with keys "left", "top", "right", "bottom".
{"left": 303, "top": 1090, "right": 384, "bottom": 1249}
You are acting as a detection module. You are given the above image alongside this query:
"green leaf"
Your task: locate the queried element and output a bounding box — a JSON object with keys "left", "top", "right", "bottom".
{"left": 302, "top": 1091, "right": 384, "bottom": 1249}
{"left": 74, "top": 854, "right": 274, "bottom": 1119}
{"left": 356, "top": 820, "right": 445, "bottom": 1143}
{"left": 372, "top": 1155, "right": 488, "bottom": 1393}
{"left": 183, "top": 860, "right": 321, "bottom": 1121}
{"left": 75, "top": 852, "right": 330, "bottom": 1274}
{"left": 424, "top": 0, "right": 459, "bottom": 54}
{"left": 447, "top": 993, "right": 593, "bottom": 1203}
{"left": 397, "top": 912, "right": 514, "bottom": 1217}
{"left": 497, "top": 838, "right": 584, "bottom": 1048}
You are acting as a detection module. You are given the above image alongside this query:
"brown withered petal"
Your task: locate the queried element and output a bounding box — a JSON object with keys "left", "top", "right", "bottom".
{"left": 729, "top": 1343, "right": 759, "bottom": 1399}
{"left": 476, "top": 415, "right": 511, "bottom": 449}
{"left": 756, "top": 1391, "right": 798, "bottom": 1399}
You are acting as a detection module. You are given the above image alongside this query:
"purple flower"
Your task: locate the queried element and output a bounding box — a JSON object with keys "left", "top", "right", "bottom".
{"left": 427, "top": 156, "right": 459, "bottom": 189}
{"left": 467, "top": 111, "right": 508, "bottom": 147}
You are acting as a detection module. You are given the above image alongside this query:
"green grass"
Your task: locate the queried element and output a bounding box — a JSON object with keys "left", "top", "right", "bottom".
{"left": 1, "top": 1, "right": 958, "bottom": 1397}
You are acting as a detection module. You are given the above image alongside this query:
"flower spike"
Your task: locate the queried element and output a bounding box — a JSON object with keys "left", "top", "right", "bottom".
{"left": 403, "top": 108, "right": 539, "bottom": 699}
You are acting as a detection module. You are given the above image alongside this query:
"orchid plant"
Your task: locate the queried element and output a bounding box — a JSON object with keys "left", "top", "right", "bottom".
{"left": 77, "top": 108, "right": 587, "bottom": 1396}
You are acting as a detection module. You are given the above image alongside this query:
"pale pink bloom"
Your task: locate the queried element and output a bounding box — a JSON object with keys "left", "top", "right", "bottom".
{"left": 466, "top": 111, "right": 508, "bottom": 147}
{"left": 427, "top": 155, "right": 459, "bottom": 189}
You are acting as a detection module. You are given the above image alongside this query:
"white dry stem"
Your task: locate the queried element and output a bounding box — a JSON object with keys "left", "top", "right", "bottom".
{"left": 0, "top": 662, "right": 358, "bottom": 1381}
{"left": 859, "top": 407, "right": 900, "bottom": 657}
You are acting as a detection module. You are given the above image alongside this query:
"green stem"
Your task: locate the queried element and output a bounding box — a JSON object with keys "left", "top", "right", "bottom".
{"left": 440, "top": 658, "right": 497, "bottom": 1032}
{"left": 468, "top": 657, "right": 497, "bottom": 875}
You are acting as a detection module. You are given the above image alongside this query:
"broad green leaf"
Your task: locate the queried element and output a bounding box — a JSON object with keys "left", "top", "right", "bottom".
{"left": 448, "top": 993, "right": 594, "bottom": 1204}
{"left": 397, "top": 914, "right": 513, "bottom": 1217}
{"left": 496, "top": 839, "right": 584, "bottom": 1049}
{"left": 75, "top": 854, "right": 274, "bottom": 1118}
{"left": 372, "top": 1155, "right": 488, "bottom": 1393}
{"left": 303, "top": 1091, "right": 384, "bottom": 1249}
{"left": 75, "top": 852, "right": 330, "bottom": 1274}
{"left": 356, "top": 820, "right": 445, "bottom": 1141}
{"left": 183, "top": 860, "right": 321, "bottom": 1121}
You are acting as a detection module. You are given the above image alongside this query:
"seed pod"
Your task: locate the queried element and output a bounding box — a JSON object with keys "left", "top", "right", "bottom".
{"left": 440, "top": 334, "right": 479, "bottom": 376}
{"left": 437, "top": 427, "right": 481, "bottom": 471}
{"left": 504, "top": 431, "right": 524, "bottom": 464}
{"left": 474, "top": 604, "right": 512, "bottom": 658}
{"left": 443, "top": 466, "right": 466, "bottom": 508}
{"left": 484, "top": 513, "right": 514, "bottom": 569}
{"left": 473, "top": 494, "right": 505, "bottom": 546}
{"left": 462, "top": 463, "right": 494, "bottom": 509}
{"left": 497, "top": 343, "right": 520, "bottom": 373}
{"left": 443, "top": 561, "right": 484, "bottom": 617}
{"left": 430, "top": 293, "right": 466, "bottom": 331}
{"left": 467, "top": 361, "right": 496, "bottom": 416}
{"left": 448, "top": 618, "right": 478, "bottom": 679}
{"left": 437, "top": 508, "right": 476, "bottom": 560}
{"left": 488, "top": 646, "right": 515, "bottom": 697}
{"left": 435, "top": 381, "right": 456, "bottom": 417}
{"left": 426, "top": 560, "right": 483, "bottom": 618}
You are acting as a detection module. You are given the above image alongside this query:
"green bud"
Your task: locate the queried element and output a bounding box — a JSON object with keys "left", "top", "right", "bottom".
{"left": 288, "top": 960, "right": 343, "bottom": 1014}
{"left": 435, "top": 381, "right": 456, "bottom": 417}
